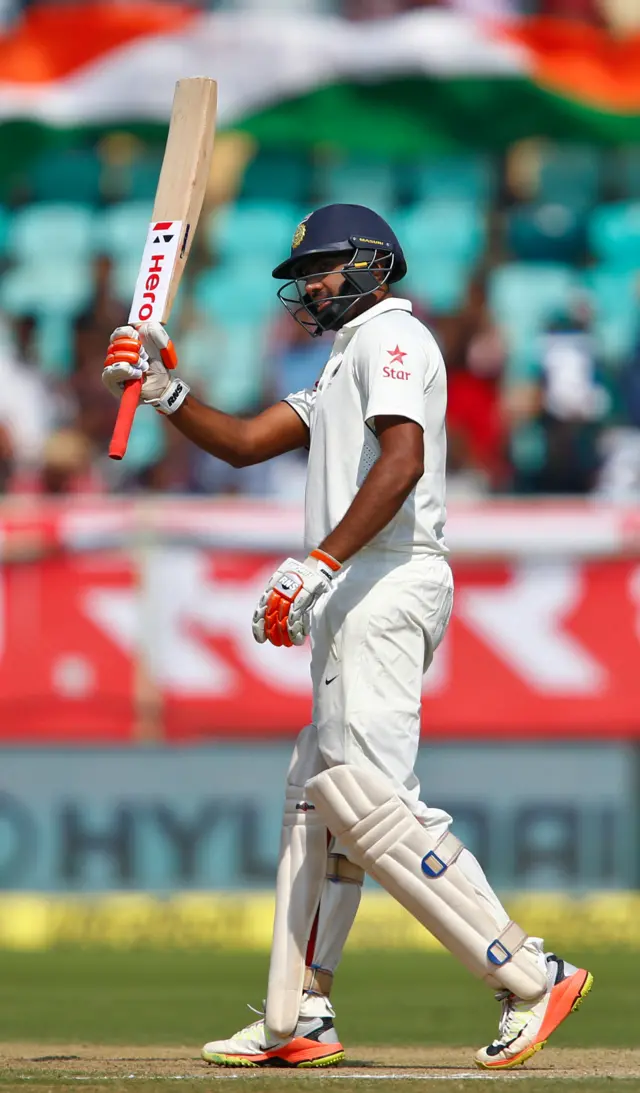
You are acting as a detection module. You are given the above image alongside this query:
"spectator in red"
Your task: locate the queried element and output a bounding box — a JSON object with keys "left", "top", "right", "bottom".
{"left": 442, "top": 276, "right": 510, "bottom": 493}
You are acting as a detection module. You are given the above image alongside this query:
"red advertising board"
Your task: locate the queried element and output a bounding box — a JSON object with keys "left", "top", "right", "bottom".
{"left": 0, "top": 497, "right": 638, "bottom": 741}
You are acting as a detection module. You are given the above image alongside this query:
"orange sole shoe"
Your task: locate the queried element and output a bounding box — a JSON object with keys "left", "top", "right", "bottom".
{"left": 203, "top": 1035, "right": 345, "bottom": 1068}
{"left": 477, "top": 968, "right": 593, "bottom": 1070}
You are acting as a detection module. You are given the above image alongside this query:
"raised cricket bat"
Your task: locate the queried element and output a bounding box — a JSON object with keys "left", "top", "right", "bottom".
{"left": 108, "top": 77, "right": 217, "bottom": 460}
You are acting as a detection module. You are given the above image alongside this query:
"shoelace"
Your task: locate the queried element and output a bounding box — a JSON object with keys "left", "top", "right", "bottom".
{"left": 231, "top": 1002, "right": 266, "bottom": 1043}
{"left": 495, "top": 990, "right": 534, "bottom": 1043}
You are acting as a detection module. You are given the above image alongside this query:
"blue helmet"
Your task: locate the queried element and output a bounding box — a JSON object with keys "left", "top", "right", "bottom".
{"left": 272, "top": 203, "right": 407, "bottom": 336}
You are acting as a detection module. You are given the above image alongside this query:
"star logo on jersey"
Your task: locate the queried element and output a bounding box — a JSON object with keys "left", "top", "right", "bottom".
{"left": 387, "top": 345, "right": 407, "bottom": 365}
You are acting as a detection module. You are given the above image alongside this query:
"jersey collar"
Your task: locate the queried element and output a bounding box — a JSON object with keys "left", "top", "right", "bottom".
{"left": 340, "top": 296, "right": 412, "bottom": 332}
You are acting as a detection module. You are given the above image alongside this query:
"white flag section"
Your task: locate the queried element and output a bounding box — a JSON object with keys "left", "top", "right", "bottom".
{"left": 0, "top": 11, "right": 525, "bottom": 125}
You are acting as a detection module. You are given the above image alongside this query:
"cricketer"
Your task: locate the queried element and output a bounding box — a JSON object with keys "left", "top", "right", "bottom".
{"left": 102, "top": 203, "right": 592, "bottom": 1070}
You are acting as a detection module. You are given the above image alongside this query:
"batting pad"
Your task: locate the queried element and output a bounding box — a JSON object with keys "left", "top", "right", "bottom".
{"left": 306, "top": 765, "right": 547, "bottom": 1000}
{"left": 265, "top": 784, "right": 328, "bottom": 1038}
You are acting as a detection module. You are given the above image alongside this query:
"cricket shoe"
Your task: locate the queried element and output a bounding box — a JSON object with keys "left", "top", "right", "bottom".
{"left": 475, "top": 951, "right": 593, "bottom": 1070}
{"left": 201, "top": 992, "right": 344, "bottom": 1068}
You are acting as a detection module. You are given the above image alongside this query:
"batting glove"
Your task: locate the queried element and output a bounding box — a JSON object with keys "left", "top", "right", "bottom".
{"left": 252, "top": 549, "right": 342, "bottom": 647}
{"left": 102, "top": 322, "right": 189, "bottom": 415}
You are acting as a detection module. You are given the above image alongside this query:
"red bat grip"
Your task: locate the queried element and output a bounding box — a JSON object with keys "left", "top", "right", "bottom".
{"left": 108, "top": 379, "right": 143, "bottom": 461}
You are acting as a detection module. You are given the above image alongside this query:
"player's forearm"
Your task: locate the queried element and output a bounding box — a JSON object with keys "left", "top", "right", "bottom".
{"left": 319, "top": 453, "right": 423, "bottom": 564}
{"left": 169, "top": 394, "right": 253, "bottom": 467}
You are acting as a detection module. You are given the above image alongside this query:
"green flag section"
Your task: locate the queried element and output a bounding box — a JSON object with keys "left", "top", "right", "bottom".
{"left": 242, "top": 78, "right": 640, "bottom": 156}
{"left": 0, "top": 2, "right": 639, "bottom": 165}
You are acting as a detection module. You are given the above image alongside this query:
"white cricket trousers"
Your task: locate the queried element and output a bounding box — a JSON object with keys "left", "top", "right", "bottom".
{"left": 288, "top": 550, "right": 454, "bottom": 825}
{"left": 282, "top": 550, "right": 514, "bottom": 980}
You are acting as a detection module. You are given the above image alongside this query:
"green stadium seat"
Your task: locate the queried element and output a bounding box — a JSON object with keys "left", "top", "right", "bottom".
{"left": 117, "top": 156, "right": 163, "bottom": 203}
{"left": 0, "top": 259, "right": 93, "bottom": 316}
{"left": 318, "top": 157, "right": 397, "bottom": 215}
{"left": 404, "top": 261, "right": 471, "bottom": 315}
{"left": 8, "top": 203, "right": 94, "bottom": 262}
{"left": 613, "top": 146, "right": 640, "bottom": 200}
{"left": 110, "top": 255, "right": 143, "bottom": 304}
{"left": 193, "top": 262, "right": 278, "bottom": 323}
{"left": 583, "top": 265, "right": 639, "bottom": 313}
{"left": 582, "top": 265, "right": 640, "bottom": 362}
{"left": 411, "top": 154, "right": 495, "bottom": 206}
{"left": 29, "top": 149, "right": 102, "bottom": 204}
{"left": 240, "top": 149, "right": 312, "bottom": 204}
{"left": 0, "top": 205, "right": 10, "bottom": 256}
{"left": 588, "top": 202, "right": 640, "bottom": 268}
{"left": 507, "top": 203, "right": 585, "bottom": 263}
{"left": 185, "top": 321, "right": 264, "bottom": 413}
{"left": 121, "top": 408, "right": 166, "bottom": 471}
{"left": 96, "top": 202, "right": 153, "bottom": 260}
{"left": 397, "top": 202, "right": 486, "bottom": 265}
{"left": 489, "top": 263, "right": 579, "bottom": 356}
{"left": 179, "top": 324, "right": 216, "bottom": 387}
{"left": 536, "top": 144, "right": 601, "bottom": 209}
{"left": 35, "top": 313, "right": 74, "bottom": 375}
{"left": 207, "top": 200, "right": 299, "bottom": 264}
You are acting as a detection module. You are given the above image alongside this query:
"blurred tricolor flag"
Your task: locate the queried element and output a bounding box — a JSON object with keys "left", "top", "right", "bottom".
{"left": 0, "top": 2, "right": 639, "bottom": 151}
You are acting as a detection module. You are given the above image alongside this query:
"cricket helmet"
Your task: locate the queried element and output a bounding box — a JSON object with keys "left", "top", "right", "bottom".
{"left": 272, "top": 203, "right": 407, "bottom": 336}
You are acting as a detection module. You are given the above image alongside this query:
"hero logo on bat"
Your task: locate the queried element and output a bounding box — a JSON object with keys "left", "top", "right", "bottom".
{"left": 129, "top": 220, "right": 183, "bottom": 324}
{"left": 152, "top": 221, "right": 175, "bottom": 245}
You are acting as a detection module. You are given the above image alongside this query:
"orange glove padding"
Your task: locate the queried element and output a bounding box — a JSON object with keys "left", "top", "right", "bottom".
{"left": 102, "top": 323, "right": 184, "bottom": 412}
{"left": 253, "top": 549, "right": 342, "bottom": 647}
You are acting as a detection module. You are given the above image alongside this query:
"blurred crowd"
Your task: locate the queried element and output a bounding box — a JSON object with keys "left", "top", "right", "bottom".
{"left": 0, "top": 185, "right": 637, "bottom": 503}
{"left": 1, "top": 169, "right": 639, "bottom": 502}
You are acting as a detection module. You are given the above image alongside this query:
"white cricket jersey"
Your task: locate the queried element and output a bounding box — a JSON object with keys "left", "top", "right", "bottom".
{"left": 285, "top": 297, "right": 448, "bottom": 557}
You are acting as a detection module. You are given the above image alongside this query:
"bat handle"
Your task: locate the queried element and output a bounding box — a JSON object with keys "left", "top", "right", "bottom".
{"left": 109, "top": 379, "right": 143, "bottom": 461}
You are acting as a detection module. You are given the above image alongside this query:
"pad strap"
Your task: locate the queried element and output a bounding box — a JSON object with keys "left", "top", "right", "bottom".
{"left": 304, "top": 965, "right": 333, "bottom": 998}
{"left": 326, "top": 852, "right": 364, "bottom": 885}
{"left": 420, "top": 830, "right": 464, "bottom": 878}
{"left": 487, "top": 920, "right": 528, "bottom": 967}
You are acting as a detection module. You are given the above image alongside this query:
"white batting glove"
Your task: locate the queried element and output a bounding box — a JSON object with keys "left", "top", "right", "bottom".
{"left": 102, "top": 322, "right": 189, "bottom": 415}
{"left": 252, "top": 550, "right": 341, "bottom": 647}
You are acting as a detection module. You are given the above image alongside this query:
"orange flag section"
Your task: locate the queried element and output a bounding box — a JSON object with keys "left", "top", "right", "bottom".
{"left": 0, "top": 1, "right": 195, "bottom": 84}
{"left": 498, "top": 18, "right": 640, "bottom": 114}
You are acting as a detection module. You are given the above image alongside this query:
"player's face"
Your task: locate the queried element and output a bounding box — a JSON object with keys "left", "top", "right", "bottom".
{"left": 298, "top": 256, "right": 351, "bottom": 311}
{"left": 277, "top": 250, "right": 391, "bottom": 336}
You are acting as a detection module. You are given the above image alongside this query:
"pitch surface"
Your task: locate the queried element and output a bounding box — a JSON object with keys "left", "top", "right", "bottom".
{"left": 0, "top": 948, "right": 636, "bottom": 1092}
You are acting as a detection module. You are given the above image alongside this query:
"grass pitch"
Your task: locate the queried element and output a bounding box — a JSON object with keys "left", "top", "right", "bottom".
{"left": 0, "top": 947, "right": 637, "bottom": 1092}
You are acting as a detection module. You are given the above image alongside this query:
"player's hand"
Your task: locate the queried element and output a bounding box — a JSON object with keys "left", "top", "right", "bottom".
{"left": 252, "top": 550, "right": 341, "bottom": 647}
{"left": 102, "top": 324, "right": 170, "bottom": 401}
{"left": 102, "top": 322, "right": 189, "bottom": 414}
